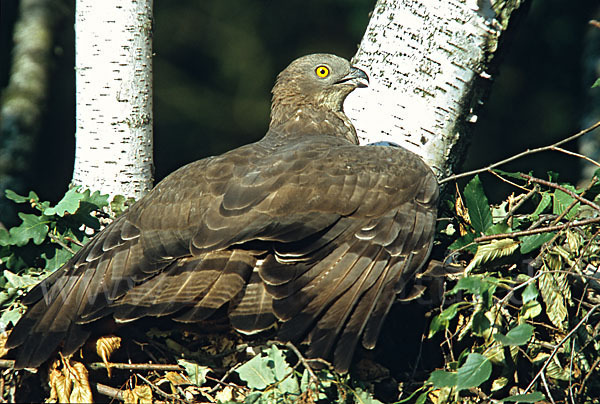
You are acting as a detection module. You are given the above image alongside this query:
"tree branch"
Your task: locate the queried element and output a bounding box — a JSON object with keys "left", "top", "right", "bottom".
{"left": 440, "top": 119, "right": 600, "bottom": 184}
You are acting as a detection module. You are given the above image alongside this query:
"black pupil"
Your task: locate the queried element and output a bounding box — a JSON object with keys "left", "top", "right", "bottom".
{"left": 319, "top": 68, "right": 326, "bottom": 75}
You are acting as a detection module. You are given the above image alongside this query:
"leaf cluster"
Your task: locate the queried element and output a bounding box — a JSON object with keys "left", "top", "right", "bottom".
{"left": 0, "top": 187, "right": 110, "bottom": 330}
{"left": 425, "top": 170, "right": 600, "bottom": 403}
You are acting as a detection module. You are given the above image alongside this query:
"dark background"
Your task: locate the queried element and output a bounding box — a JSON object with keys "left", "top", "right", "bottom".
{"left": 1, "top": 0, "right": 599, "bottom": 217}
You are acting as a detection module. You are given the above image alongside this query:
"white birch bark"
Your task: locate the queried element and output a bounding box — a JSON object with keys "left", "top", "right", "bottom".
{"left": 72, "top": 0, "right": 154, "bottom": 200}
{"left": 345, "top": 0, "right": 526, "bottom": 179}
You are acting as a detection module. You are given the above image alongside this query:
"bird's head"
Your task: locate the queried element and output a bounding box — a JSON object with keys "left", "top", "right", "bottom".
{"left": 270, "top": 54, "right": 368, "bottom": 131}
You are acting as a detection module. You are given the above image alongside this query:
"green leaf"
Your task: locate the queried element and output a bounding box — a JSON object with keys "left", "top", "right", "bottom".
{"left": 552, "top": 188, "right": 579, "bottom": 219}
{"left": 592, "top": 77, "right": 600, "bottom": 88}
{"left": 465, "top": 238, "right": 519, "bottom": 272}
{"left": 448, "top": 232, "right": 476, "bottom": 253}
{"left": 42, "top": 248, "right": 75, "bottom": 272}
{"left": 464, "top": 175, "right": 493, "bottom": 234}
{"left": 519, "top": 232, "right": 555, "bottom": 254}
{"left": 177, "top": 359, "right": 210, "bottom": 387}
{"left": 44, "top": 188, "right": 86, "bottom": 217}
{"left": 492, "top": 169, "right": 524, "bottom": 180}
{"left": 0, "top": 308, "right": 22, "bottom": 329}
{"left": 493, "top": 324, "right": 534, "bottom": 346}
{"left": 9, "top": 213, "right": 49, "bottom": 246}
{"left": 501, "top": 392, "right": 545, "bottom": 402}
{"left": 5, "top": 189, "right": 38, "bottom": 204}
{"left": 353, "top": 388, "right": 384, "bottom": 404}
{"left": 471, "top": 311, "right": 491, "bottom": 336}
{"left": 520, "top": 300, "right": 542, "bottom": 320}
{"left": 266, "top": 345, "right": 299, "bottom": 394}
{"left": 428, "top": 302, "right": 462, "bottom": 338}
{"left": 428, "top": 370, "right": 457, "bottom": 388}
{"left": 530, "top": 192, "right": 551, "bottom": 220}
{"left": 521, "top": 283, "right": 538, "bottom": 303}
{"left": 456, "top": 353, "right": 492, "bottom": 390}
{"left": 236, "top": 352, "right": 277, "bottom": 390}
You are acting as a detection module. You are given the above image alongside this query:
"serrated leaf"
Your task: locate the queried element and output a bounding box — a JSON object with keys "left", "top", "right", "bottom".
{"left": 466, "top": 239, "right": 519, "bottom": 272}
{"left": 519, "top": 232, "right": 555, "bottom": 254}
{"left": 464, "top": 175, "right": 493, "bottom": 234}
{"left": 539, "top": 265, "right": 569, "bottom": 330}
{"left": 501, "top": 392, "right": 546, "bottom": 402}
{"left": 236, "top": 353, "right": 277, "bottom": 390}
{"left": 9, "top": 213, "right": 49, "bottom": 246}
{"left": 493, "top": 324, "right": 534, "bottom": 346}
{"left": 178, "top": 358, "right": 211, "bottom": 387}
{"left": 44, "top": 188, "right": 86, "bottom": 217}
{"left": 456, "top": 353, "right": 492, "bottom": 390}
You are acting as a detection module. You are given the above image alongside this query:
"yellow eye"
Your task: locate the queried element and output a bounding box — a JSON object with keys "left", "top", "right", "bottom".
{"left": 315, "top": 65, "right": 330, "bottom": 78}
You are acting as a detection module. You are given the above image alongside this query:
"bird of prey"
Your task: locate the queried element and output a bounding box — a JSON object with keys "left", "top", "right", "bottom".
{"left": 6, "top": 54, "right": 439, "bottom": 373}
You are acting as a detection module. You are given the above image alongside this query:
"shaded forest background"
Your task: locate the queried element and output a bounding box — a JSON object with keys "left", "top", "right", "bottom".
{"left": 0, "top": 0, "right": 599, "bottom": 224}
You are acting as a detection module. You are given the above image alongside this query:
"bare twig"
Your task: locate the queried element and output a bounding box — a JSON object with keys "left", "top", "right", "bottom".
{"left": 47, "top": 233, "right": 76, "bottom": 254}
{"left": 136, "top": 372, "right": 192, "bottom": 404}
{"left": 520, "top": 174, "right": 600, "bottom": 211}
{"left": 439, "top": 119, "right": 600, "bottom": 184}
{"left": 550, "top": 146, "right": 600, "bottom": 169}
{"left": 94, "top": 382, "right": 126, "bottom": 400}
{"left": 87, "top": 362, "right": 182, "bottom": 372}
{"left": 524, "top": 304, "right": 600, "bottom": 394}
{"left": 473, "top": 217, "right": 600, "bottom": 243}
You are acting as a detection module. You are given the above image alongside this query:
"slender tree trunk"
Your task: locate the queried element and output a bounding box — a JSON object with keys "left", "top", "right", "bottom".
{"left": 0, "top": 0, "right": 64, "bottom": 223}
{"left": 346, "top": 0, "right": 529, "bottom": 178}
{"left": 71, "top": 0, "right": 154, "bottom": 201}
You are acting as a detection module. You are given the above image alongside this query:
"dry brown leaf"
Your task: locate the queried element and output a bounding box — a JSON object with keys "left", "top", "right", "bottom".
{"left": 48, "top": 359, "right": 71, "bottom": 403}
{"left": 69, "top": 361, "right": 93, "bottom": 403}
{"left": 0, "top": 331, "right": 9, "bottom": 358}
{"left": 133, "top": 384, "right": 153, "bottom": 404}
{"left": 122, "top": 389, "right": 137, "bottom": 404}
{"left": 165, "top": 370, "right": 189, "bottom": 386}
{"left": 95, "top": 335, "right": 121, "bottom": 377}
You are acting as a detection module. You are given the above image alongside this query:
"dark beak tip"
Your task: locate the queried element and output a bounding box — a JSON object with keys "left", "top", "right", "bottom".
{"left": 352, "top": 66, "right": 369, "bottom": 88}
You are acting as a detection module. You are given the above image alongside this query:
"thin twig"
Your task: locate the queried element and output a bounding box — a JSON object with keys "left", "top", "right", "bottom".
{"left": 520, "top": 173, "right": 600, "bottom": 211}
{"left": 541, "top": 371, "right": 556, "bottom": 404}
{"left": 87, "top": 362, "right": 182, "bottom": 372}
{"left": 47, "top": 232, "right": 75, "bottom": 254}
{"left": 440, "top": 119, "right": 600, "bottom": 184}
{"left": 550, "top": 146, "right": 600, "bottom": 169}
{"left": 136, "top": 373, "right": 192, "bottom": 404}
{"left": 94, "top": 382, "right": 126, "bottom": 400}
{"left": 473, "top": 217, "right": 600, "bottom": 243}
{"left": 524, "top": 304, "right": 600, "bottom": 394}
{"left": 208, "top": 362, "right": 243, "bottom": 394}
{"left": 578, "top": 356, "right": 600, "bottom": 396}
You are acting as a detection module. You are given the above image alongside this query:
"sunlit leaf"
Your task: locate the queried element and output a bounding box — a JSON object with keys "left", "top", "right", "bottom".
{"left": 178, "top": 358, "right": 211, "bottom": 387}
{"left": 493, "top": 324, "right": 534, "bottom": 346}
{"left": 465, "top": 238, "right": 519, "bottom": 272}
{"left": 539, "top": 264, "right": 569, "bottom": 330}
{"left": 501, "top": 392, "right": 546, "bottom": 402}
{"left": 69, "top": 361, "right": 93, "bottom": 403}
{"left": 552, "top": 188, "right": 579, "bottom": 220}
{"left": 236, "top": 352, "right": 277, "bottom": 389}
{"left": 456, "top": 353, "right": 492, "bottom": 390}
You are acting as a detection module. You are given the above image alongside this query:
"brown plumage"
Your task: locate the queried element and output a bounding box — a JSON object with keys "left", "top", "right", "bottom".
{"left": 6, "top": 54, "right": 439, "bottom": 373}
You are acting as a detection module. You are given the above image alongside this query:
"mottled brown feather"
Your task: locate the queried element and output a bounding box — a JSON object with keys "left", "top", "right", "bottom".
{"left": 6, "top": 54, "right": 438, "bottom": 373}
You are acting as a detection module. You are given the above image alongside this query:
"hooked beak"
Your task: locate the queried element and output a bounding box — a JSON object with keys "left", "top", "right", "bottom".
{"left": 336, "top": 66, "right": 369, "bottom": 88}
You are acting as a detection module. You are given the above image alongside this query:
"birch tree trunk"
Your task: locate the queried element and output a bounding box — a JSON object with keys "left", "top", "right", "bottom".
{"left": 345, "top": 0, "right": 528, "bottom": 179}
{"left": 71, "top": 0, "right": 154, "bottom": 201}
